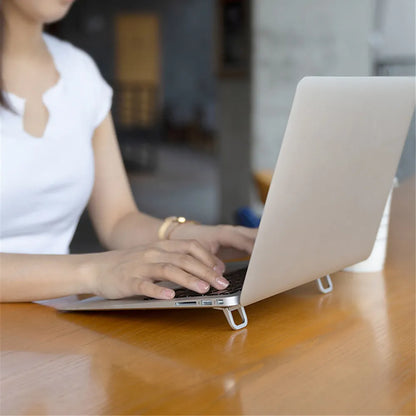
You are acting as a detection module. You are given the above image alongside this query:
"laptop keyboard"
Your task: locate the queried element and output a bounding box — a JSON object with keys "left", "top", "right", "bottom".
{"left": 143, "top": 267, "right": 248, "bottom": 300}
{"left": 173, "top": 266, "right": 248, "bottom": 298}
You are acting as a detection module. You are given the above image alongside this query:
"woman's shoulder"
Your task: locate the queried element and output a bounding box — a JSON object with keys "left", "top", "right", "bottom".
{"left": 43, "top": 33, "right": 100, "bottom": 76}
{"left": 42, "top": 33, "right": 112, "bottom": 127}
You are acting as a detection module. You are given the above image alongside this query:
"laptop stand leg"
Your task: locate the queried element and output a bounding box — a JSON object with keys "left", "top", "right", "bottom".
{"left": 316, "top": 274, "right": 333, "bottom": 293}
{"left": 219, "top": 306, "right": 248, "bottom": 330}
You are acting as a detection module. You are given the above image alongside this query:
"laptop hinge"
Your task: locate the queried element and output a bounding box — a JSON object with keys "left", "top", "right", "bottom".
{"left": 316, "top": 274, "right": 333, "bottom": 294}
{"left": 216, "top": 305, "right": 248, "bottom": 330}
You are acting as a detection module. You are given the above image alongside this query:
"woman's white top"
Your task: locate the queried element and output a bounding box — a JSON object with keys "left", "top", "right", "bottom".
{"left": 0, "top": 33, "right": 113, "bottom": 254}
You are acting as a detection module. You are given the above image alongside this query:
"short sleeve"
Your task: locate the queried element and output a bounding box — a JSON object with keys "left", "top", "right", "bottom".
{"left": 82, "top": 54, "right": 113, "bottom": 129}
{"left": 43, "top": 34, "right": 113, "bottom": 131}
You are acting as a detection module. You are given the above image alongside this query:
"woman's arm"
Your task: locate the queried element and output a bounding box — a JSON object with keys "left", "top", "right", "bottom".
{"left": 1, "top": 114, "right": 255, "bottom": 303}
{"left": 0, "top": 239, "right": 229, "bottom": 302}
{"left": 1, "top": 115, "right": 228, "bottom": 302}
{"left": 87, "top": 113, "right": 257, "bottom": 255}
{"left": 0, "top": 252, "right": 94, "bottom": 302}
{"left": 87, "top": 113, "right": 163, "bottom": 249}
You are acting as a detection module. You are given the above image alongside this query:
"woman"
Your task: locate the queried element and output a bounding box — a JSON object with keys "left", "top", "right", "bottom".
{"left": 0, "top": 0, "right": 257, "bottom": 302}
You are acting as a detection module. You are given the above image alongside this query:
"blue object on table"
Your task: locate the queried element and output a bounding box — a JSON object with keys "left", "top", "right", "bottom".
{"left": 235, "top": 207, "right": 261, "bottom": 228}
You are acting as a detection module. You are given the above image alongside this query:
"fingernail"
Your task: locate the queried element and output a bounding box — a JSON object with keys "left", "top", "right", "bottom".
{"left": 216, "top": 277, "right": 229, "bottom": 288}
{"left": 214, "top": 264, "right": 225, "bottom": 275}
{"left": 163, "top": 289, "right": 175, "bottom": 299}
{"left": 198, "top": 281, "right": 210, "bottom": 293}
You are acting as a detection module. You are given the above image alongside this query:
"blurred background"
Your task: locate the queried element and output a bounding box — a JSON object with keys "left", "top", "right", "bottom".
{"left": 47, "top": 0, "right": 415, "bottom": 253}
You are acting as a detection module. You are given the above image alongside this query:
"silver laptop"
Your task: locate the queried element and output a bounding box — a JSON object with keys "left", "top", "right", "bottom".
{"left": 55, "top": 77, "right": 415, "bottom": 330}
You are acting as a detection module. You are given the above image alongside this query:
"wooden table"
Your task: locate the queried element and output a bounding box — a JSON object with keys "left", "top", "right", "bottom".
{"left": 1, "top": 178, "right": 414, "bottom": 415}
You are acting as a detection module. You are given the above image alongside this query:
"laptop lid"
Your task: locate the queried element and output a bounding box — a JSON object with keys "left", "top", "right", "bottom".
{"left": 240, "top": 76, "right": 415, "bottom": 307}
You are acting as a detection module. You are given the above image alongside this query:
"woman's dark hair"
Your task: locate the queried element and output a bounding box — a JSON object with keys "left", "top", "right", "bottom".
{"left": 0, "top": 3, "right": 11, "bottom": 110}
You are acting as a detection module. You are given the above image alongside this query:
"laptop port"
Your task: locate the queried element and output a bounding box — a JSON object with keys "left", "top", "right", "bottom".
{"left": 175, "top": 301, "right": 198, "bottom": 306}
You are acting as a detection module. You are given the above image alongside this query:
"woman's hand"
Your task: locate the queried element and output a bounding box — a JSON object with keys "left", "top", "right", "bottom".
{"left": 169, "top": 224, "right": 258, "bottom": 260}
{"left": 90, "top": 240, "right": 229, "bottom": 300}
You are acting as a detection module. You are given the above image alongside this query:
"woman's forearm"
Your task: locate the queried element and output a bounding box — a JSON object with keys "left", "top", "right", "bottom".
{"left": 1, "top": 238, "right": 231, "bottom": 303}
{"left": 104, "top": 210, "right": 163, "bottom": 250}
{"left": 0, "top": 252, "right": 97, "bottom": 302}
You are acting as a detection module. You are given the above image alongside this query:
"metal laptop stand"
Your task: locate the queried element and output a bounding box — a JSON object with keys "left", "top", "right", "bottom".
{"left": 217, "top": 275, "right": 333, "bottom": 330}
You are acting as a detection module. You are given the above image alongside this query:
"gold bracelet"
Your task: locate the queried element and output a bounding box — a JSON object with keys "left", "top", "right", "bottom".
{"left": 158, "top": 216, "right": 188, "bottom": 240}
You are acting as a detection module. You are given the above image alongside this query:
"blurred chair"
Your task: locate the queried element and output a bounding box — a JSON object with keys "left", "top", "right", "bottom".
{"left": 234, "top": 170, "right": 273, "bottom": 228}
{"left": 253, "top": 170, "right": 273, "bottom": 204}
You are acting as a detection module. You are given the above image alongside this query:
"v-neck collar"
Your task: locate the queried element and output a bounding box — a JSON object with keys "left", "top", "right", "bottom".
{"left": 4, "top": 32, "right": 64, "bottom": 118}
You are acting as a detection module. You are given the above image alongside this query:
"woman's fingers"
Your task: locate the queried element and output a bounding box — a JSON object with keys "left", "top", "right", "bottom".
{"left": 131, "top": 277, "right": 175, "bottom": 300}
{"left": 96, "top": 227, "right": 257, "bottom": 300}
{"left": 139, "top": 263, "right": 213, "bottom": 295}
{"left": 161, "top": 252, "right": 229, "bottom": 290}
{"left": 157, "top": 239, "right": 226, "bottom": 275}
{"left": 216, "top": 225, "right": 256, "bottom": 253}
{"left": 235, "top": 226, "right": 258, "bottom": 239}
{"left": 132, "top": 240, "right": 229, "bottom": 294}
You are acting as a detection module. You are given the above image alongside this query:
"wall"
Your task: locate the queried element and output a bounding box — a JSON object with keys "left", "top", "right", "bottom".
{"left": 373, "top": 0, "right": 415, "bottom": 182}
{"left": 373, "top": 0, "right": 415, "bottom": 59}
{"left": 251, "top": 0, "right": 375, "bottom": 173}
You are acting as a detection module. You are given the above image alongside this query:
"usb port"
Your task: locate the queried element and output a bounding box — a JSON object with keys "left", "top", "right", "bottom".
{"left": 202, "top": 300, "right": 213, "bottom": 306}
{"left": 216, "top": 299, "right": 224, "bottom": 305}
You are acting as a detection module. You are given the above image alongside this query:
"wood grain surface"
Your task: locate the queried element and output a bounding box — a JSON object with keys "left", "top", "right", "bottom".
{"left": 1, "top": 177, "right": 414, "bottom": 415}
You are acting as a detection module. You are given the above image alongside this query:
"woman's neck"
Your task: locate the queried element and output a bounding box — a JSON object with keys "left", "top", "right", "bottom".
{"left": 3, "top": 2, "right": 45, "bottom": 59}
